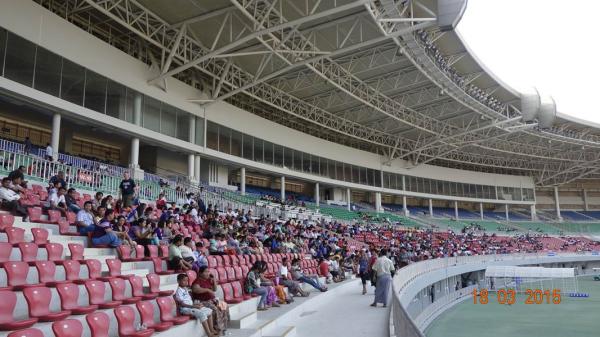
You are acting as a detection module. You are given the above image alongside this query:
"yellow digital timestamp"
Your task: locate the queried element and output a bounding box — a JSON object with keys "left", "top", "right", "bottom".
{"left": 472, "top": 289, "right": 561, "bottom": 305}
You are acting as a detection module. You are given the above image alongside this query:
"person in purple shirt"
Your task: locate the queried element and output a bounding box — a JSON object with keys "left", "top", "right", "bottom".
{"left": 91, "top": 210, "right": 122, "bottom": 247}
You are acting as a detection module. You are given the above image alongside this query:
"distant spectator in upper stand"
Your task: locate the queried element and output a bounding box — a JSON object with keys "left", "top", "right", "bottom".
{"left": 65, "top": 188, "right": 81, "bottom": 213}
{"left": 45, "top": 142, "right": 53, "bottom": 161}
{"left": 76, "top": 200, "right": 97, "bottom": 235}
{"left": 23, "top": 137, "right": 32, "bottom": 154}
{"left": 91, "top": 209, "right": 123, "bottom": 248}
{"left": 168, "top": 234, "right": 193, "bottom": 271}
{"left": 91, "top": 191, "right": 103, "bottom": 211}
{"left": 0, "top": 177, "right": 27, "bottom": 216}
{"left": 48, "top": 186, "right": 68, "bottom": 215}
{"left": 49, "top": 171, "right": 67, "bottom": 190}
{"left": 156, "top": 193, "right": 167, "bottom": 210}
{"left": 119, "top": 171, "right": 136, "bottom": 208}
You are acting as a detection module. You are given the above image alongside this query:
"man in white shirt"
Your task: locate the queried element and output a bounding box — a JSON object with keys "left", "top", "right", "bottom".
{"left": 371, "top": 249, "right": 395, "bottom": 308}
{"left": 0, "top": 177, "right": 27, "bottom": 216}
{"left": 76, "top": 201, "right": 97, "bottom": 235}
{"left": 174, "top": 274, "right": 217, "bottom": 337}
{"left": 48, "top": 186, "right": 68, "bottom": 214}
{"left": 45, "top": 143, "right": 54, "bottom": 161}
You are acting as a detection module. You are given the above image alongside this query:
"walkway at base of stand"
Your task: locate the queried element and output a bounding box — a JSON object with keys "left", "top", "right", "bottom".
{"left": 293, "top": 279, "right": 390, "bottom": 337}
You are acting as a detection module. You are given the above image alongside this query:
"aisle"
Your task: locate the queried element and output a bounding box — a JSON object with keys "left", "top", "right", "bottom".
{"left": 293, "top": 279, "right": 390, "bottom": 337}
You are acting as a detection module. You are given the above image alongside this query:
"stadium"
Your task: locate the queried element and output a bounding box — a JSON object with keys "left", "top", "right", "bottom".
{"left": 0, "top": 0, "right": 599, "bottom": 337}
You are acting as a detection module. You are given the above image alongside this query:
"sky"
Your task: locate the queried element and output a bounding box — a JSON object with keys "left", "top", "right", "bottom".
{"left": 456, "top": 0, "right": 600, "bottom": 124}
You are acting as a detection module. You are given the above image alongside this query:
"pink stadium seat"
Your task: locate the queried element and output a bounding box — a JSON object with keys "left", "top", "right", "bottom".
{"left": 30, "top": 228, "right": 49, "bottom": 246}
{"left": 185, "top": 269, "right": 197, "bottom": 285}
{"left": 241, "top": 265, "right": 250, "bottom": 278}
{"left": 225, "top": 266, "right": 236, "bottom": 282}
{"left": 86, "top": 311, "right": 110, "bottom": 337}
{"left": 84, "top": 259, "right": 102, "bottom": 280}
{"left": 56, "top": 282, "right": 98, "bottom": 315}
{"left": 108, "top": 278, "right": 141, "bottom": 304}
{"left": 46, "top": 210, "right": 62, "bottom": 224}
{"left": 63, "top": 260, "right": 82, "bottom": 283}
{"left": 221, "top": 255, "right": 231, "bottom": 266}
{"left": 136, "top": 300, "right": 173, "bottom": 332}
{"left": 100, "top": 258, "right": 133, "bottom": 280}
{"left": 114, "top": 306, "right": 154, "bottom": 337}
{"left": 23, "top": 286, "right": 71, "bottom": 321}
{"left": 221, "top": 282, "right": 243, "bottom": 304}
{"left": 207, "top": 256, "right": 218, "bottom": 268}
{"left": 156, "top": 296, "right": 190, "bottom": 325}
{"left": 146, "top": 273, "right": 174, "bottom": 296}
{"left": 134, "top": 244, "right": 145, "bottom": 260}
{"left": 158, "top": 245, "right": 168, "bottom": 259}
{"left": 7, "top": 328, "right": 44, "bottom": 337}
{"left": 151, "top": 257, "right": 174, "bottom": 275}
{"left": 0, "top": 290, "right": 38, "bottom": 331}
{"left": 84, "top": 280, "right": 122, "bottom": 309}
{"left": 6, "top": 227, "right": 25, "bottom": 246}
{"left": 67, "top": 243, "right": 84, "bottom": 261}
{"left": 147, "top": 245, "right": 159, "bottom": 259}
{"left": 34, "top": 261, "right": 63, "bottom": 287}
{"left": 0, "top": 242, "right": 12, "bottom": 265}
{"left": 233, "top": 266, "right": 244, "bottom": 281}
{"left": 230, "top": 255, "right": 239, "bottom": 266}
{"left": 216, "top": 267, "right": 228, "bottom": 284}
{"left": 232, "top": 280, "right": 251, "bottom": 300}
{"left": 26, "top": 207, "right": 42, "bottom": 223}
{"left": 58, "top": 220, "right": 79, "bottom": 236}
{"left": 52, "top": 318, "right": 83, "bottom": 337}
{"left": 208, "top": 268, "right": 219, "bottom": 283}
{"left": 0, "top": 214, "right": 14, "bottom": 232}
{"left": 18, "top": 242, "right": 39, "bottom": 265}
{"left": 1, "top": 261, "right": 32, "bottom": 290}
{"left": 45, "top": 243, "right": 64, "bottom": 262}
{"left": 66, "top": 212, "right": 76, "bottom": 225}
{"left": 128, "top": 275, "right": 157, "bottom": 300}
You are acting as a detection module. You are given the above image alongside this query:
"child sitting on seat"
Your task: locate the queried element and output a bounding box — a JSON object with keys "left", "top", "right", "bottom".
{"left": 174, "top": 273, "right": 219, "bottom": 337}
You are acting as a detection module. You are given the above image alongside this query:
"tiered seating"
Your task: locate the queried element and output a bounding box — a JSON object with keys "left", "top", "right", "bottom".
{"left": 560, "top": 211, "right": 595, "bottom": 221}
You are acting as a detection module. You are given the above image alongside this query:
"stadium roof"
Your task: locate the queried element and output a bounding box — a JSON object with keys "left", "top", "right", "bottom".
{"left": 35, "top": 0, "right": 600, "bottom": 186}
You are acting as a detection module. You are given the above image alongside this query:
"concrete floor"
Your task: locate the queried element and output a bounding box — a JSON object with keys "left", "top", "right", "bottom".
{"left": 293, "top": 279, "right": 390, "bottom": 337}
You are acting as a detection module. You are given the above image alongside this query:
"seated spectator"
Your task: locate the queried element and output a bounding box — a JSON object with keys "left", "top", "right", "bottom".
{"left": 91, "top": 209, "right": 122, "bottom": 247}
{"left": 94, "top": 205, "right": 106, "bottom": 224}
{"left": 65, "top": 188, "right": 81, "bottom": 213}
{"left": 193, "top": 242, "right": 208, "bottom": 270}
{"left": 180, "top": 237, "right": 196, "bottom": 265}
{"left": 0, "top": 177, "right": 27, "bottom": 216}
{"left": 48, "top": 186, "right": 68, "bottom": 215}
{"left": 8, "top": 166, "right": 26, "bottom": 187}
{"left": 112, "top": 215, "right": 136, "bottom": 249}
{"left": 76, "top": 201, "right": 97, "bottom": 235}
{"left": 245, "top": 262, "right": 270, "bottom": 311}
{"left": 9, "top": 176, "right": 25, "bottom": 193}
{"left": 318, "top": 257, "right": 332, "bottom": 284}
{"left": 191, "top": 266, "right": 229, "bottom": 332}
{"left": 101, "top": 195, "right": 114, "bottom": 210}
{"left": 91, "top": 191, "right": 103, "bottom": 211}
{"left": 49, "top": 171, "right": 67, "bottom": 189}
{"left": 129, "top": 218, "right": 154, "bottom": 256}
{"left": 291, "top": 258, "right": 327, "bottom": 292}
{"left": 329, "top": 255, "right": 344, "bottom": 282}
{"left": 279, "top": 257, "right": 308, "bottom": 297}
{"left": 174, "top": 274, "right": 219, "bottom": 337}
{"left": 156, "top": 193, "right": 167, "bottom": 210}
{"left": 168, "top": 235, "right": 193, "bottom": 271}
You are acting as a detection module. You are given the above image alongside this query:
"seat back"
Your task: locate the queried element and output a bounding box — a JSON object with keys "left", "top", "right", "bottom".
{"left": 6, "top": 227, "right": 25, "bottom": 245}
{"left": 114, "top": 306, "right": 139, "bottom": 335}
{"left": 47, "top": 210, "right": 62, "bottom": 223}
{"left": 208, "top": 268, "right": 219, "bottom": 283}
{"left": 105, "top": 258, "right": 122, "bottom": 277}
{"left": 56, "top": 283, "right": 82, "bottom": 311}
{"left": 52, "top": 318, "right": 83, "bottom": 337}
{"left": 58, "top": 220, "right": 73, "bottom": 235}
{"left": 156, "top": 296, "right": 176, "bottom": 321}
{"left": 116, "top": 246, "right": 130, "bottom": 260}
{"left": 221, "top": 255, "right": 231, "bottom": 266}
{"left": 84, "top": 259, "right": 101, "bottom": 279}
{"left": 233, "top": 266, "right": 243, "bottom": 281}
{"left": 0, "top": 290, "right": 17, "bottom": 324}
{"left": 216, "top": 267, "right": 228, "bottom": 283}
{"left": 185, "top": 270, "right": 197, "bottom": 285}
{"left": 63, "top": 260, "right": 81, "bottom": 282}
{"left": 18, "top": 243, "right": 38, "bottom": 263}
{"left": 207, "top": 256, "right": 218, "bottom": 268}
{"left": 7, "top": 328, "right": 44, "bottom": 337}
{"left": 23, "top": 286, "right": 53, "bottom": 317}
{"left": 45, "top": 243, "right": 64, "bottom": 262}
{"left": 128, "top": 275, "right": 145, "bottom": 297}
{"left": 146, "top": 273, "right": 161, "bottom": 293}
{"left": 134, "top": 245, "right": 145, "bottom": 259}
{"left": 230, "top": 255, "right": 239, "bottom": 266}
{"left": 84, "top": 280, "right": 108, "bottom": 305}
{"left": 34, "top": 261, "right": 56, "bottom": 284}
{"left": 27, "top": 207, "right": 42, "bottom": 222}
{"left": 68, "top": 243, "right": 84, "bottom": 261}
{"left": 241, "top": 265, "right": 249, "bottom": 278}
{"left": 4, "top": 261, "right": 30, "bottom": 287}
{"left": 30, "top": 228, "right": 49, "bottom": 245}
{"left": 66, "top": 212, "right": 76, "bottom": 225}
{"left": 231, "top": 281, "right": 244, "bottom": 299}
{"left": 86, "top": 311, "right": 110, "bottom": 337}
{"left": 135, "top": 300, "right": 156, "bottom": 327}
{"left": 0, "top": 242, "right": 12, "bottom": 263}
{"left": 221, "top": 283, "right": 235, "bottom": 302}
{"left": 158, "top": 245, "right": 168, "bottom": 257}
{"left": 108, "top": 278, "right": 128, "bottom": 301}
{"left": 147, "top": 245, "right": 159, "bottom": 258}
{"left": 151, "top": 257, "right": 166, "bottom": 273}
{"left": 0, "top": 214, "right": 14, "bottom": 231}
{"left": 225, "top": 267, "right": 236, "bottom": 282}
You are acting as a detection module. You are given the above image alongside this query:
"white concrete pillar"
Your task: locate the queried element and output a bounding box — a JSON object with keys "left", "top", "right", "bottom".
{"left": 554, "top": 186, "right": 563, "bottom": 221}
{"left": 429, "top": 199, "right": 434, "bottom": 218}
{"left": 240, "top": 167, "right": 246, "bottom": 195}
{"left": 479, "top": 202, "right": 484, "bottom": 220}
{"left": 402, "top": 195, "right": 409, "bottom": 216}
{"left": 281, "top": 176, "right": 286, "bottom": 201}
{"left": 530, "top": 204, "right": 537, "bottom": 221}
{"left": 454, "top": 201, "right": 459, "bottom": 220}
{"left": 133, "top": 94, "right": 142, "bottom": 126}
{"left": 189, "top": 115, "right": 196, "bottom": 144}
{"left": 375, "top": 192, "right": 382, "bottom": 213}
{"left": 583, "top": 189, "right": 589, "bottom": 211}
{"left": 315, "top": 183, "right": 320, "bottom": 207}
{"left": 187, "top": 154, "right": 195, "bottom": 181}
{"left": 505, "top": 204, "right": 510, "bottom": 221}
{"left": 51, "top": 113, "right": 61, "bottom": 161}
{"left": 194, "top": 155, "right": 201, "bottom": 182}
{"left": 346, "top": 188, "right": 351, "bottom": 211}
{"left": 130, "top": 138, "right": 139, "bottom": 168}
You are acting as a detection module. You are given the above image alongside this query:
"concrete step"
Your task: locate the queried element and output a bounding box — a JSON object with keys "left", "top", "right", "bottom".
{"left": 230, "top": 310, "right": 258, "bottom": 329}
{"left": 263, "top": 326, "right": 297, "bottom": 337}
{"left": 247, "top": 318, "right": 278, "bottom": 335}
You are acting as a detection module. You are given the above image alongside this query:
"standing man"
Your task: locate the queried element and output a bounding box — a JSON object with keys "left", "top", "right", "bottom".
{"left": 23, "top": 137, "right": 32, "bottom": 154}
{"left": 370, "top": 249, "right": 395, "bottom": 308}
{"left": 45, "top": 143, "right": 53, "bottom": 161}
{"left": 119, "top": 171, "right": 136, "bottom": 208}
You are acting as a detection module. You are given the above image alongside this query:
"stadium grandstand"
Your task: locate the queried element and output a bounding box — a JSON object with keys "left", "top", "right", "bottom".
{"left": 0, "top": 0, "right": 600, "bottom": 337}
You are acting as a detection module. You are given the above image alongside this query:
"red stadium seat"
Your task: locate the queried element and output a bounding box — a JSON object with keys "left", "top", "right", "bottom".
{"left": 52, "top": 318, "right": 83, "bottom": 337}
{"left": 216, "top": 267, "right": 228, "bottom": 284}
{"left": 68, "top": 243, "right": 84, "bottom": 261}
{"left": 46, "top": 210, "right": 62, "bottom": 224}
{"left": 241, "top": 265, "right": 249, "bottom": 279}
{"left": 0, "top": 214, "right": 14, "bottom": 232}
{"left": 136, "top": 300, "right": 173, "bottom": 332}
{"left": 225, "top": 266, "right": 236, "bottom": 282}
{"left": 63, "top": 260, "right": 82, "bottom": 283}
{"left": 146, "top": 273, "right": 174, "bottom": 296}
{"left": 65, "top": 212, "right": 76, "bottom": 225}
{"left": 185, "top": 269, "right": 197, "bottom": 285}
{"left": 0, "top": 242, "right": 12, "bottom": 265}
{"left": 156, "top": 296, "right": 190, "bottom": 325}
{"left": 23, "top": 286, "right": 71, "bottom": 321}
{"left": 147, "top": 245, "right": 159, "bottom": 259}
{"left": 230, "top": 255, "right": 239, "bottom": 266}
{"left": 84, "top": 280, "right": 122, "bottom": 309}
{"left": 158, "top": 245, "right": 168, "bottom": 259}
{"left": 108, "top": 278, "right": 141, "bottom": 304}
{"left": 233, "top": 266, "right": 244, "bottom": 281}
{"left": 6, "top": 227, "right": 25, "bottom": 246}
{"left": 0, "top": 290, "right": 38, "bottom": 331}
{"left": 26, "top": 207, "right": 42, "bottom": 222}
{"left": 100, "top": 258, "right": 133, "bottom": 280}
{"left": 221, "top": 255, "right": 231, "bottom": 266}
{"left": 207, "top": 256, "right": 218, "bottom": 268}
{"left": 18, "top": 242, "right": 38, "bottom": 265}
{"left": 56, "top": 282, "right": 98, "bottom": 315}
{"left": 58, "top": 220, "right": 79, "bottom": 236}
{"left": 7, "top": 328, "right": 44, "bottom": 337}
{"left": 45, "top": 243, "right": 64, "bottom": 262}
{"left": 208, "top": 268, "right": 220, "bottom": 283}
{"left": 151, "top": 257, "right": 174, "bottom": 275}
{"left": 128, "top": 275, "right": 158, "bottom": 300}
{"left": 30, "top": 228, "right": 49, "bottom": 246}
{"left": 232, "top": 280, "right": 251, "bottom": 300}
{"left": 1, "top": 261, "right": 32, "bottom": 290}
{"left": 34, "top": 261, "right": 64, "bottom": 287}
{"left": 114, "top": 306, "right": 154, "bottom": 337}
{"left": 86, "top": 311, "right": 110, "bottom": 337}
{"left": 84, "top": 259, "right": 102, "bottom": 280}
{"left": 134, "top": 244, "right": 145, "bottom": 260}
{"left": 221, "top": 283, "right": 243, "bottom": 304}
